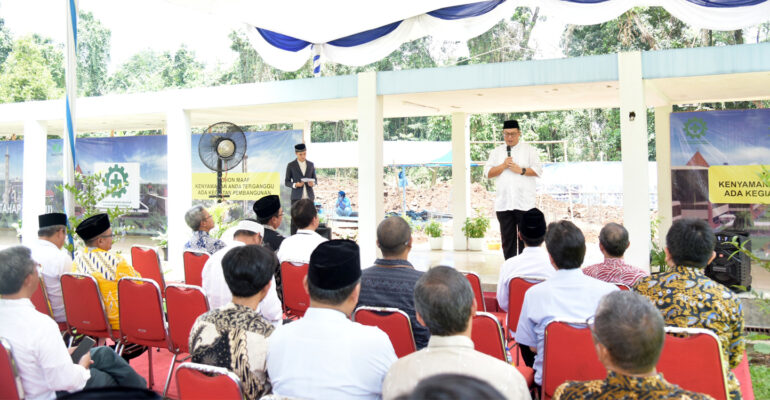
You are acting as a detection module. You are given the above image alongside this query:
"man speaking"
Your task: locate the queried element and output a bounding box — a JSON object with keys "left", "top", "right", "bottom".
{"left": 483, "top": 120, "right": 543, "bottom": 260}
{"left": 285, "top": 143, "right": 317, "bottom": 205}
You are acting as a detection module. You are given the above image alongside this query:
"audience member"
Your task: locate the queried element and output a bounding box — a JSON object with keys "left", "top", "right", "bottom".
{"left": 357, "top": 216, "right": 429, "bottom": 349}
{"left": 267, "top": 240, "right": 397, "bottom": 399}
{"left": 253, "top": 195, "right": 287, "bottom": 301}
{"left": 553, "top": 291, "right": 713, "bottom": 399}
{"left": 394, "top": 374, "right": 507, "bottom": 400}
{"left": 582, "top": 223, "right": 648, "bottom": 287}
{"left": 515, "top": 220, "right": 617, "bottom": 387}
{"left": 635, "top": 218, "right": 744, "bottom": 399}
{"left": 184, "top": 205, "right": 227, "bottom": 254}
{"left": 276, "top": 199, "right": 327, "bottom": 264}
{"left": 496, "top": 208, "right": 554, "bottom": 312}
{"left": 0, "top": 246, "right": 146, "bottom": 399}
{"left": 201, "top": 220, "right": 281, "bottom": 325}
{"left": 190, "top": 245, "right": 277, "bottom": 400}
{"left": 27, "top": 212, "right": 70, "bottom": 322}
{"left": 383, "top": 266, "right": 530, "bottom": 400}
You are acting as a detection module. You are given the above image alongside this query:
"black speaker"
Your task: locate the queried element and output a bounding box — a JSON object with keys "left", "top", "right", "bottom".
{"left": 316, "top": 224, "right": 332, "bottom": 240}
{"left": 706, "top": 230, "right": 751, "bottom": 292}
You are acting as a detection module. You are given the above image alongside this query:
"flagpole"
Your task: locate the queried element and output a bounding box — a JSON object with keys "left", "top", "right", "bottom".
{"left": 64, "top": 0, "right": 78, "bottom": 237}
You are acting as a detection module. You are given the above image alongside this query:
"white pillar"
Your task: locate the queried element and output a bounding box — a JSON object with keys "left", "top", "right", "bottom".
{"left": 292, "top": 121, "right": 312, "bottom": 145}
{"left": 451, "top": 113, "right": 470, "bottom": 250}
{"left": 357, "top": 72, "right": 384, "bottom": 264}
{"left": 655, "top": 105, "right": 673, "bottom": 247}
{"left": 22, "top": 120, "right": 48, "bottom": 244}
{"left": 618, "top": 52, "right": 651, "bottom": 271}
{"left": 166, "top": 109, "right": 192, "bottom": 271}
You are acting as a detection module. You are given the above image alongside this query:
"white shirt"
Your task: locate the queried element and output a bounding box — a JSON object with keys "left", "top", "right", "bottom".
{"left": 276, "top": 229, "right": 327, "bottom": 264}
{"left": 496, "top": 246, "right": 555, "bottom": 312}
{"left": 299, "top": 160, "right": 308, "bottom": 199}
{"left": 267, "top": 307, "right": 397, "bottom": 400}
{"left": 515, "top": 268, "right": 618, "bottom": 385}
{"left": 28, "top": 239, "right": 72, "bottom": 322}
{"left": 0, "top": 299, "right": 90, "bottom": 400}
{"left": 483, "top": 143, "right": 543, "bottom": 212}
{"left": 200, "top": 241, "right": 282, "bottom": 325}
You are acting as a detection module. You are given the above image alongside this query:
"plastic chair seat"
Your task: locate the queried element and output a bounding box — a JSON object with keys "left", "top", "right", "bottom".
{"left": 176, "top": 362, "right": 243, "bottom": 400}
{"left": 353, "top": 306, "right": 416, "bottom": 358}
{"left": 471, "top": 312, "right": 508, "bottom": 362}
{"left": 183, "top": 251, "right": 209, "bottom": 287}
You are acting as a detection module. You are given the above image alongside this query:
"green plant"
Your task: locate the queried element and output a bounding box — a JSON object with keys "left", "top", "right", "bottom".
{"left": 649, "top": 217, "right": 667, "bottom": 273}
{"left": 11, "top": 219, "right": 21, "bottom": 238}
{"left": 152, "top": 229, "right": 168, "bottom": 248}
{"left": 208, "top": 201, "right": 240, "bottom": 239}
{"left": 425, "top": 220, "right": 443, "bottom": 238}
{"left": 462, "top": 212, "right": 490, "bottom": 239}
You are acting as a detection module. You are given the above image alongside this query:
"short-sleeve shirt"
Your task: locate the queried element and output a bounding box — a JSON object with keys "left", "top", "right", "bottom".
{"left": 29, "top": 239, "right": 72, "bottom": 322}
{"left": 553, "top": 371, "right": 714, "bottom": 400}
{"left": 582, "top": 258, "right": 649, "bottom": 287}
{"left": 483, "top": 143, "right": 543, "bottom": 212}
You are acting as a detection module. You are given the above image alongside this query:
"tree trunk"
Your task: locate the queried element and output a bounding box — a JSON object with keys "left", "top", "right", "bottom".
{"left": 734, "top": 30, "right": 744, "bottom": 45}
{"left": 700, "top": 29, "right": 713, "bottom": 47}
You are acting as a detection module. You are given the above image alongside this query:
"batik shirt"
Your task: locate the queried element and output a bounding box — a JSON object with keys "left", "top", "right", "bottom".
{"left": 184, "top": 230, "right": 227, "bottom": 254}
{"left": 553, "top": 371, "right": 715, "bottom": 399}
{"left": 190, "top": 303, "right": 275, "bottom": 400}
{"left": 634, "top": 265, "right": 744, "bottom": 399}
{"left": 582, "top": 258, "right": 649, "bottom": 287}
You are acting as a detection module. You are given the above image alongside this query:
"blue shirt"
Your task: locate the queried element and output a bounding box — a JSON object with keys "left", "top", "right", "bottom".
{"left": 515, "top": 268, "right": 618, "bottom": 385}
{"left": 184, "top": 231, "right": 227, "bottom": 254}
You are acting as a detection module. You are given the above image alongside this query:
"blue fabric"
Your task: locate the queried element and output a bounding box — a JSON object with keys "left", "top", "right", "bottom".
{"left": 328, "top": 21, "right": 402, "bottom": 47}
{"left": 257, "top": 28, "right": 311, "bottom": 52}
{"left": 428, "top": 0, "right": 506, "bottom": 20}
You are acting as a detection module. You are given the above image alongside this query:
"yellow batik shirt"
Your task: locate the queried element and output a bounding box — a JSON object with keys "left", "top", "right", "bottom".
{"left": 553, "top": 371, "right": 715, "bottom": 400}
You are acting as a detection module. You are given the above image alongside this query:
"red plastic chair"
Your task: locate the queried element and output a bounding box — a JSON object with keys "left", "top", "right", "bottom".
{"left": 506, "top": 277, "right": 544, "bottom": 339}
{"left": 281, "top": 262, "right": 310, "bottom": 318}
{"left": 165, "top": 284, "right": 211, "bottom": 395}
{"left": 541, "top": 319, "right": 605, "bottom": 400}
{"left": 657, "top": 327, "right": 729, "bottom": 400}
{"left": 60, "top": 273, "right": 121, "bottom": 346}
{"left": 614, "top": 283, "right": 632, "bottom": 291}
{"left": 130, "top": 246, "right": 166, "bottom": 295}
{"left": 118, "top": 277, "right": 172, "bottom": 394}
{"left": 471, "top": 312, "right": 507, "bottom": 361}
{"left": 176, "top": 362, "right": 243, "bottom": 400}
{"left": 463, "top": 271, "right": 506, "bottom": 323}
{"left": 30, "top": 273, "right": 70, "bottom": 337}
{"left": 0, "top": 338, "right": 23, "bottom": 400}
{"left": 183, "top": 250, "right": 210, "bottom": 287}
{"left": 353, "top": 306, "right": 416, "bottom": 358}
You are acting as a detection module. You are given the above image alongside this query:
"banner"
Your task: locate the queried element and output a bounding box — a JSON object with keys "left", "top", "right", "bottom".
{"left": 94, "top": 162, "right": 141, "bottom": 209}
{"left": 192, "top": 172, "right": 280, "bottom": 200}
{"left": 709, "top": 165, "right": 770, "bottom": 204}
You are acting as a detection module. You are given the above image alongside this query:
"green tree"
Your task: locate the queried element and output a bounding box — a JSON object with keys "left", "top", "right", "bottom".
{"left": 0, "top": 36, "right": 62, "bottom": 103}
{"left": 0, "top": 17, "right": 12, "bottom": 66}
{"left": 77, "top": 11, "right": 111, "bottom": 96}
{"left": 161, "top": 45, "right": 205, "bottom": 88}
{"left": 108, "top": 46, "right": 206, "bottom": 93}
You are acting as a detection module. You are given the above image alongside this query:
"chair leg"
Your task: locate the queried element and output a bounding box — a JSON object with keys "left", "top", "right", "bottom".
{"left": 147, "top": 347, "right": 154, "bottom": 389}
{"left": 163, "top": 353, "right": 178, "bottom": 398}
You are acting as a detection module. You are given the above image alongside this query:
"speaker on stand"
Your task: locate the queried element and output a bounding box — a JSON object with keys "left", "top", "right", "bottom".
{"left": 706, "top": 230, "right": 751, "bottom": 292}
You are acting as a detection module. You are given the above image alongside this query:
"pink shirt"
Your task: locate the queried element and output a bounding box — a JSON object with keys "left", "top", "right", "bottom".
{"left": 582, "top": 258, "right": 649, "bottom": 287}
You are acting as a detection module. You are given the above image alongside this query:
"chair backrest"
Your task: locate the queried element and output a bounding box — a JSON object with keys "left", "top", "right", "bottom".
{"left": 471, "top": 312, "right": 507, "bottom": 361}
{"left": 658, "top": 327, "right": 729, "bottom": 400}
{"left": 0, "top": 338, "right": 24, "bottom": 400}
{"left": 506, "top": 277, "right": 544, "bottom": 336}
{"left": 30, "top": 272, "right": 54, "bottom": 319}
{"left": 462, "top": 271, "right": 487, "bottom": 312}
{"left": 353, "top": 306, "right": 416, "bottom": 358}
{"left": 281, "top": 262, "right": 309, "bottom": 316}
{"left": 165, "top": 284, "right": 210, "bottom": 354}
{"left": 60, "top": 273, "right": 115, "bottom": 340}
{"left": 542, "top": 319, "right": 605, "bottom": 400}
{"left": 183, "top": 251, "right": 209, "bottom": 287}
{"left": 176, "top": 362, "right": 243, "bottom": 400}
{"left": 614, "top": 283, "right": 631, "bottom": 291}
{"left": 118, "top": 277, "right": 170, "bottom": 349}
{"left": 130, "top": 246, "right": 166, "bottom": 293}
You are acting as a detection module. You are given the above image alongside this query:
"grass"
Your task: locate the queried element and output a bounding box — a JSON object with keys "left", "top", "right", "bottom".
{"left": 750, "top": 365, "right": 770, "bottom": 399}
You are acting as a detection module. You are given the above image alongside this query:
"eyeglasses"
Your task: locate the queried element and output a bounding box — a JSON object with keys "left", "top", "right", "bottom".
{"left": 99, "top": 233, "right": 114, "bottom": 239}
{"left": 503, "top": 131, "right": 520, "bottom": 137}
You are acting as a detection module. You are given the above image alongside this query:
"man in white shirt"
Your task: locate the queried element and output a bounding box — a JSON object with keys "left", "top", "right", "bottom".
{"left": 201, "top": 220, "right": 282, "bottom": 325}
{"left": 484, "top": 119, "right": 543, "bottom": 259}
{"left": 383, "top": 266, "right": 531, "bottom": 400}
{"left": 27, "top": 212, "right": 70, "bottom": 323}
{"left": 0, "top": 246, "right": 145, "bottom": 400}
{"left": 515, "top": 220, "right": 618, "bottom": 387}
{"left": 267, "top": 240, "right": 397, "bottom": 400}
{"left": 276, "top": 199, "right": 327, "bottom": 265}
{"left": 496, "top": 208, "right": 554, "bottom": 313}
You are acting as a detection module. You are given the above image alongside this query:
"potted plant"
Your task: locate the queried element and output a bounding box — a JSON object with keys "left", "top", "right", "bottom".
{"left": 462, "top": 214, "right": 490, "bottom": 251}
{"left": 425, "top": 220, "right": 443, "bottom": 250}
{"left": 152, "top": 230, "right": 168, "bottom": 261}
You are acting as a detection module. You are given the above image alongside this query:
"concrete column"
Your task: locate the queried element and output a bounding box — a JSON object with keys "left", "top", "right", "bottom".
{"left": 292, "top": 121, "right": 312, "bottom": 144}
{"left": 357, "top": 72, "right": 384, "bottom": 265}
{"left": 618, "top": 52, "right": 651, "bottom": 271}
{"left": 655, "top": 105, "right": 673, "bottom": 247}
{"left": 451, "top": 113, "right": 470, "bottom": 250}
{"left": 166, "top": 109, "right": 192, "bottom": 271}
{"left": 22, "top": 120, "right": 48, "bottom": 244}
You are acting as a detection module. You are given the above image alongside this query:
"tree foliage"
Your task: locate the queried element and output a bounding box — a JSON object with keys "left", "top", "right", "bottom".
{"left": 77, "top": 11, "right": 111, "bottom": 97}
{"left": 0, "top": 36, "right": 62, "bottom": 102}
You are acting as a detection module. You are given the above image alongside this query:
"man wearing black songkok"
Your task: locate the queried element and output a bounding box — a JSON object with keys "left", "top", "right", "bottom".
{"left": 284, "top": 143, "right": 317, "bottom": 205}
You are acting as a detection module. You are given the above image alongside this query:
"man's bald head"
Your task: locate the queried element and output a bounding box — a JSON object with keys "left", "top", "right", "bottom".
{"left": 377, "top": 216, "right": 412, "bottom": 257}
{"left": 599, "top": 222, "right": 630, "bottom": 258}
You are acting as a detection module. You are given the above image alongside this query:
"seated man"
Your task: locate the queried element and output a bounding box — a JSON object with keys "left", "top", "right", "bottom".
{"left": 28, "top": 212, "right": 71, "bottom": 323}
{"left": 184, "top": 205, "right": 227, "bottom": 254}
{"left": 582, "top": 223, "right": 648, "bottom": 287}
{"left": 0, "top": 246, "right": 146, "bottom": 399}
{"left": 253, "top": 195, "right": 285, "bottom": 252}
{"left": 496, "top": 207, "right": 554, "bottom": 312}
{"left": 335, "top": 191, "right": 353, "bottom": 217}
{"left": 383, "top": 266, "right": 530, "bottom": 400}
{"left": 201, "top": 220, "right": 281, "bottom": 325}
{"left": 276, "top": 199, "right": 327, "bottom": 265}
{"left": 267, "top": 240, "right": 397, "bottom": 399}
{"left": 515, "top": 220, "right": 617, "bottom": 387}
{"left": 635, "top": 218, "right": 744, "bottom": 399}
{"left": 190, "top": 245, "right": 277, "bottom": 400}
{"left": 554, "top": 291, "right": 712, "bottom": 399}
{"left": 357, "top": 216, "right": 429, "bottom": 349}
{"left": 72, "top": 213, "right": 141, "bottom": 331}
{"left": 397, "top": 374, "right": 507, "bottom": 400}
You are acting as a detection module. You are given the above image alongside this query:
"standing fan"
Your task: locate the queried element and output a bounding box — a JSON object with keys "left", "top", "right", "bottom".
{"left": 198, "top": 122, "right": 247, "bottom": 202}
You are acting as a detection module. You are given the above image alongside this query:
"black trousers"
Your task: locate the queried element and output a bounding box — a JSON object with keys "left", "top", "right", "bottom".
{"left": 496, "top": 209, "right": 525, "bottom": 260}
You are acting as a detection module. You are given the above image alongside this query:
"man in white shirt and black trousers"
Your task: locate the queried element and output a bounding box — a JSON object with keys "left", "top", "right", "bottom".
{"left": 484, "top": 120, "right": 543, "bottom": 260}
{"left": 27, "top": 212, "right": 71, "bottom": 323}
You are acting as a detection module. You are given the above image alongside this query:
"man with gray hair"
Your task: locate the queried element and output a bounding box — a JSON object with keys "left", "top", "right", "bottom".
{"left": 184, "top": 205, "right": 227, "bottom": 254}
{"left": 582, "top": 222, "right": 648, "bottom": 287}
{"left": 553, "top": 291, "right": 712, "bottom": 399}
{"left": 383, "top": 266, "right": 530, "bottom": 400}
{"left": 27, "top": 212, "right": 71, "bottom": 322}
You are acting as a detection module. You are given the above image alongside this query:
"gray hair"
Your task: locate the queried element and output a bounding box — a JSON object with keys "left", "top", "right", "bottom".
{"left": 593, "top": 291, "right": 665, "bottom": 374}
{"left": 0, "top": 246, "right": 37, "bottom": 295}
{"left": 599, "top": 223, "right": 629, "bottom": 257}
{"left": 38, "top": 225, "right": 66, "bottom": 238}
{"left": 414, "top": 266, "right": 474, "bottom": 336}
{"left": 185, "top": 205, "right": 207, "bottom": 231}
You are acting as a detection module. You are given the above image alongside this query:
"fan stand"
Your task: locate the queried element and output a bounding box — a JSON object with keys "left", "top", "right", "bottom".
{"left": 209, "top": 159, "right": 231, "bottom": 203}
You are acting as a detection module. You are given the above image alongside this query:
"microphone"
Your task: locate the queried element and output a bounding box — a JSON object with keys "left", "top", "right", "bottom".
{"left": 506, "top": 146, "right": 511, "bottom": 157}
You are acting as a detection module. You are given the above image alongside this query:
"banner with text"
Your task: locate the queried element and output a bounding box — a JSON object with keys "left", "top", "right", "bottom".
{"left": 94, "top": 162, "right": 141, "bottom": 209}
{"left": 192, "top": 172, "right": 280, "bottom": 200}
